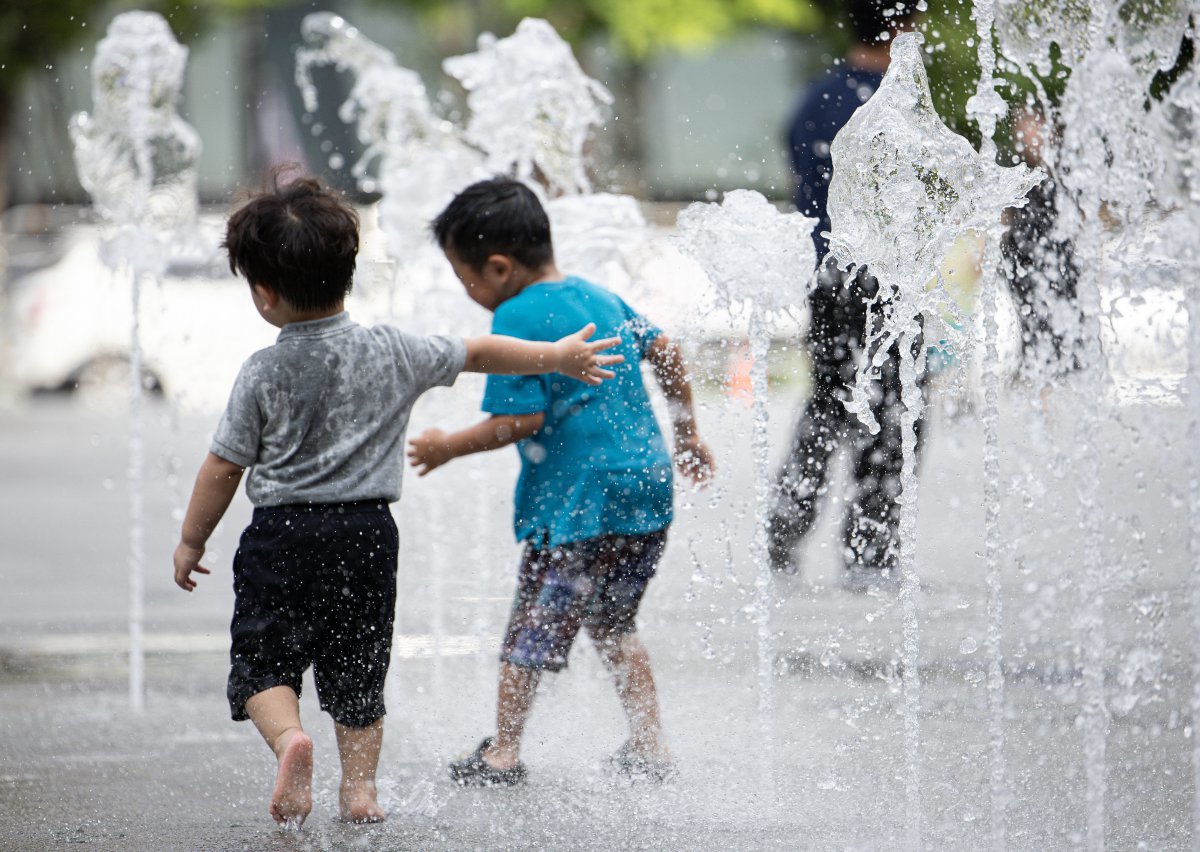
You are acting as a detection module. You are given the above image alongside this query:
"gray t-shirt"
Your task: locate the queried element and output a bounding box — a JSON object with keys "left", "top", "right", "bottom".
{"left": 211, "top": 312, "right": 466, "bottom": 506}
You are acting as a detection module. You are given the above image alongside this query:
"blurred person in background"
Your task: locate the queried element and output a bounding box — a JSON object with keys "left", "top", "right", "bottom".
{"left": 768, "top": 0, "right": 922, "bottom": 590}
{"left": 1000, "top": 106, "right": 1083, "bottom": 385}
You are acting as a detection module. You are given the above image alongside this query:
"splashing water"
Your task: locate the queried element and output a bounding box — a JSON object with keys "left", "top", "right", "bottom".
{"left": 441, "top": 19, "right": 653, "bottom": 294}
{"left": 675, "top": 190, "right": 816, "bottom": 318}
{"left": 69, "top": 11, "right": 208, "bottom": 714}
{"left": 825, "top": 30, "right": 1040, "bottom": 847}
{"left": 1059, "top": 37, "right": 1141, "bottom": 852}
{"left": 444, "top": 18, "right": 652, "bottom": 291}
{"left": 1187, "top": 212, "right": 1200, "bottom": 852}
{"left": 991, "top": 4, "right": 1200, "bottom": 846}
{"left": 1150, "top": 48, "right": 1200, "bottom": 848}
{"left": 827, "top": 32, "right": 1041, "bottom": 432}
{"left": 69, "top": 11, "right": 205, "bottom": 274}
{"left": 543, "top": 193, "right": 648, "bottom": 293}
{"left": 993, "top": 0, "right": 1093, "bottom": 79}
{"left": 397, "top": 778, "right": 446, "bottom": 818}
{"left": 296, "top": 13, "right": 485, "bottom": 264}
{"left": 674, "top": 189, "right": 816, "bottom": 786}
{"left": 967, "top": 1, "right": 1014, "bottom": 847}
{"left": 295, "top": 14, "right": 648, "bottom": 312}
{"left": 295, "top": 12, "right": 396, "bottom": 107}
{"left": 443, "top": 18, "right": 613, "bottom": 198}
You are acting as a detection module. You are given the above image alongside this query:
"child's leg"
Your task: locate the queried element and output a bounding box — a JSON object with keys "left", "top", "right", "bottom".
{"left": 483, "top": 663, "right": 542, "bottom": 769}
{"left": 245, "top": 686, "right": 313, "bottom": 827}
{"left": 592, "top": 631, "right": 668, "bottom": 759}
{"left": 307, "top": 504, "right": 398, "bottom": 817}
{"left": 585, "top": 529, "right": 671, "bottom": 759}
{"left": 334, "top": 718, "right": 386, "bottom": 822}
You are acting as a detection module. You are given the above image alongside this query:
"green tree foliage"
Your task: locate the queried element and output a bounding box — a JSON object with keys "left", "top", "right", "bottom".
{"left": 445, "top": 0, "right": 825, "bottom": 58}
{"left": 919, "top": 2, "right": 985, "bottom": 146}
{"left": 1, "top": 1, "right": 108, "bottom": 209}
{"left": 0, "top": 0, "right": 94, "bottom": 81}
{"left": 399, "top": 0, "right": 993, "bottom": 144}
{"left": 3, "top": 0, "right": 1001, "bottom": 207}
{"left": 0, "top": 1, "right": 281, "bottom": 107}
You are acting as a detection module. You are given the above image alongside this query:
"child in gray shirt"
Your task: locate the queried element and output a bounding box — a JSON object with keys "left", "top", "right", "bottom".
{"left": 171, "top": 172, "right": 621, "bottom": 829}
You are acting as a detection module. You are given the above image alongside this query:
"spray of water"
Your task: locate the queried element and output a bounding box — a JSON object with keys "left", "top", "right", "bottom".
{"left": 443, "top": 18, "right": 613, "bottom": 198}
{"left": 1003, "top": 4, "right": 1198, "bottom": 845}
{"left": 824, "top": 30, "right": 1040, "bottom": 846}
{"left": 69, "top": 11, "right": 205, "bottom": 714}
{"left": 442, "top": 18, "right": 651, "bottom": 293}
{"left": 673, "top": 189, "right": 816, "bottom": 786}
{"left": 1160, "top": 42, "right": 1200, "bottom": 851}
{"left": 297, "top": 12, "right": 486, "bottom": 266}
{"left": 70, "top": 12, "right": 205, "bottom": 273}
{"left": 966, "top": 0, "right": 1015, "bottom": 846}
{"left": 296, "top": 14, "right": 648, "bottom": 309}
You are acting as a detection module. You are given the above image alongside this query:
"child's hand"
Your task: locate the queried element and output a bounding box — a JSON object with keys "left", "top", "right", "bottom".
{"left": 408, "top": 428, "right": 454, "bottom": 476}
{"left": 173, "top": 541, "right": 211, "bottom": 592}
{"left": 554, "top": 323, "right": 624, "bottom": 385}
{"left": 674, "top": 435, "right": 715, "bottom": 487}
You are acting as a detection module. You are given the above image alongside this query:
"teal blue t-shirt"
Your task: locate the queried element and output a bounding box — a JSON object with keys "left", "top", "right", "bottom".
{"left": 483, "top": 277, "right": 673, "bottom": 547}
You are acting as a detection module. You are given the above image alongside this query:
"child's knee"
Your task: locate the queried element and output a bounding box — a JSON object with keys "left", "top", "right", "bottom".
{"left": 589, "top": 624, "right": 639, "bottom": 657}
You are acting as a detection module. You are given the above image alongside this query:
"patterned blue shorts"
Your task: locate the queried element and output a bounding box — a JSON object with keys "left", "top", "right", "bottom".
{"left": 501, "top": 529, "right": 668, "bottom": 671}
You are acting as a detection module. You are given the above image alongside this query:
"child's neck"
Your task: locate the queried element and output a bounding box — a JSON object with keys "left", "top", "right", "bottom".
{"left": 509, "top": 263, "right": 563, "bottom": 296}
{"left": 278, "top": 301, "right": 345, "bottom": 327}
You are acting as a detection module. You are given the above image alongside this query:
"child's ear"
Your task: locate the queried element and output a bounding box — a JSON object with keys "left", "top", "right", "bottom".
{"left": 251, "top": 283, "right": 280, "bottom": 309}
{"left": 485, "top": 254, "right": 514, "bottom": 282}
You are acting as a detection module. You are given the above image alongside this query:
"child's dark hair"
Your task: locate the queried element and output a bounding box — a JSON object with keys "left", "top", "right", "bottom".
{"left": 223, "top": 168, "right": 359, "bottom": 311}
{"left": 430, "top": 177, "right": 554, "bottom": 271}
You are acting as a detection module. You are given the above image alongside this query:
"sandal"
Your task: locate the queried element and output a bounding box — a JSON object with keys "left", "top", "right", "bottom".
{"left": 608, "top": 740, "right": 677, "bottom": 784}
{"left": 449, "top": 737, "right": 527, "bottom": 787}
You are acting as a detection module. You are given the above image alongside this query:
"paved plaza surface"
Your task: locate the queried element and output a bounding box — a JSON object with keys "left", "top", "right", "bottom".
{"left": 0, "top": 366, "right": 1194, "bottom": 849}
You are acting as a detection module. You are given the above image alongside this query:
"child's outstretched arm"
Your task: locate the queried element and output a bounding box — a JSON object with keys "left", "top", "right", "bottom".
{"left": 173, "top": 452, "right": 245, "bottom": 591}
{"left": 645, "top": 334, "right": 715, "bottom": 486}
{"left": 408, "top": 413, "right": 544, "bottom": 477}
{"left": 465, "top": 322, "right": 623, "bottom": 385}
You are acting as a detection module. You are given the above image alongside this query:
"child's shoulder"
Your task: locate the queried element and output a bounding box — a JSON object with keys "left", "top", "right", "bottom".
{"left": 498, "top": 277, "right": 609, "bottom": 320}
{"left": 362, "top": 322, "right": 444, "bottom": 356}
{"left": 567, "top": 277, "right": 644, "bottom": 321}
{"left": 506, "top": 276, "right": 621, "bottom": 308}
{"left": 238, "top": 341, "right": 281, "bottom": 373}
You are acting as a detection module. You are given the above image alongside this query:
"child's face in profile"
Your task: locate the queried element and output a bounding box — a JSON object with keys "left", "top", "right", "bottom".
{"left": 444, "top": 247, "right": 508, "bottom": 312}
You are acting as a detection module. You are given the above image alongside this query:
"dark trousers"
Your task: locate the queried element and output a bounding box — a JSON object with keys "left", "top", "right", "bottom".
{"left": 767, "top": 262, "right": 925, "bottom": 574}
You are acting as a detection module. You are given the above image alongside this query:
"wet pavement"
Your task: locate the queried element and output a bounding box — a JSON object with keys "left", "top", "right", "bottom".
{"left": 0, "top": 370, "right": 1194, "bottom": 849}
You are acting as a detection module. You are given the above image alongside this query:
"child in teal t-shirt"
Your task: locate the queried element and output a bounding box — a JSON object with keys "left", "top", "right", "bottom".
{"left": 409, "top": 178, "right": 713, "bottom": 786}
{"left": 482, "top": 275, "right": 674, "bottom": 547}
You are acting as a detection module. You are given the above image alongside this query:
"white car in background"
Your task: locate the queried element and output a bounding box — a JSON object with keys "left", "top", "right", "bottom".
{"left": 6, "top": 222, "right": 277, "bottom": 411}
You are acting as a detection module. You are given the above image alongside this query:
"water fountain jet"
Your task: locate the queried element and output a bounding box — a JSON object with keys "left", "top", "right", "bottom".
{"left": 673, "top": 189, "right": 816, "bottom": 785}
{"left": 824, "top": 29, "right": 1041, "bottom": 845}
{"left": 70, "top": 10, "right": 205, "bottom": 713}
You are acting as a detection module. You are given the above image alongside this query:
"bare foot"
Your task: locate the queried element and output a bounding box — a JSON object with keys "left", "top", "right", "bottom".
{"left": 339, "top": 780, "right": 386, "bottom": 823}
{"left": 269, "top": 731, "right": 313, "bottom": 829}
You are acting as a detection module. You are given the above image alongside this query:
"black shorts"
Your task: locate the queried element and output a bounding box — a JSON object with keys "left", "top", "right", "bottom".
{"left": 227, "top": 501, "right": 398, "bottom": 728}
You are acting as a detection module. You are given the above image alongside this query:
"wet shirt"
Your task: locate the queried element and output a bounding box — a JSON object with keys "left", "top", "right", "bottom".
{"left": 786, "top": 65, "right": 884, "bottom": 258}
{"left": 482, "top": 278, "right": 673, "bottom": 547}
{"left": 211, "top": 312, "right": 465, "bottom": 506}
